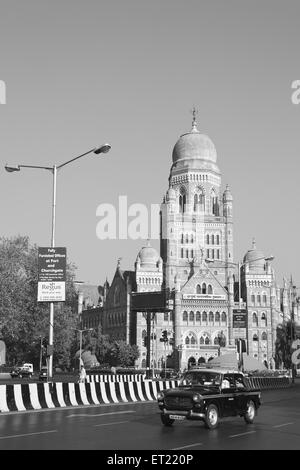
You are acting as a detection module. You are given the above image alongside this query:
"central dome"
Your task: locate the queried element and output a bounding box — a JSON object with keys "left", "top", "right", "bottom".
{"left": 172, "top": 130, "right": 217, "bottom": 164}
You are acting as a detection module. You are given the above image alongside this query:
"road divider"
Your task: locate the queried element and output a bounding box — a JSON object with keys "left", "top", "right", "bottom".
{"left": 85, "top": 374, "right": 147, "bottom": 383}
{"left": 0, "top": 376, "right": 291, "bottom": 413}
{"left": 0, "top": 379, "right": 181, "bottom": 413}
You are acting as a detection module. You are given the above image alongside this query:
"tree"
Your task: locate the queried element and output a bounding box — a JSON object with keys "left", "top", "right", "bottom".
{"left": 275, "top": 321, "right": 298, "bottom": 369}
{"left": 0, "top": 235, "right": 78, "bottom": 368}
{"left": 106, "top": 340, "right": 140, "bottom": 367}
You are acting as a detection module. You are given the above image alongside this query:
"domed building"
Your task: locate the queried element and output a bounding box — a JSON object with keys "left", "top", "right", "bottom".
{"left": 99, "top": 113, "right": 298, "bottom": 371}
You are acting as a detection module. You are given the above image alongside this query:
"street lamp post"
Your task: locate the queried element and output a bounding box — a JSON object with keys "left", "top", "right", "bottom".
{"left": 5, "top": 144, "right": 111, "bottom": 379}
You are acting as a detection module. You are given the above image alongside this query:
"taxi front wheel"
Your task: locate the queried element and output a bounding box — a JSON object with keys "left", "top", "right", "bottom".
{"left": 204, "top": 404, "right": 219, "bottom": 429}
{"left": 244, "top": 400, "right": 256, "bottom": 424}
{"left": 160, "top": 414, "right": 174, "bottom": 427}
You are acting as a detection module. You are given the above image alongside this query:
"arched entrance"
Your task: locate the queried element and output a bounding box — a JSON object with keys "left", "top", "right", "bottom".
{"left": 188, "top": 356, "right": 196, "bottom": 369}
{"left": 198, "top": 357, "right": 206, "bottom": 365}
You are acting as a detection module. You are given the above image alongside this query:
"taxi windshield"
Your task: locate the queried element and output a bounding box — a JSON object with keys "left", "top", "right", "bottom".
{"left": 180, "top": 371, "right": 222, "bottom": 387}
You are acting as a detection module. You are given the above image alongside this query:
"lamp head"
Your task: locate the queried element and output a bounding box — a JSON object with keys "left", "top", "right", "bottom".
{"left": 5, "top": 164, "right": 20, "bottom": 172}
{"left": 94, "top": 144, "right": 111, "bottom": 154}
{"left": 265, "top": 255, "right": 274, "bottom": 262}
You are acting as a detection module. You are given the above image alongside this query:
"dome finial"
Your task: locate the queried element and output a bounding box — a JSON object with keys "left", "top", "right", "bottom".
{"left": 191, "top": 106, "right": 199, "bottom": 132}
{"left": 252, "top": 237, "right": 256, "bottom": 250}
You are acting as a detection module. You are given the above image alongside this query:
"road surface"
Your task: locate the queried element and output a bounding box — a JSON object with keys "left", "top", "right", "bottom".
{"left": 0, "top": 382, "right": 299, "bottom": 450}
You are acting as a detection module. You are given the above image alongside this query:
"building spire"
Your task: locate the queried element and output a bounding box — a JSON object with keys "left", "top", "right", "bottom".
{"left": 191, "top": 106, "right": 199, "bottom": 132}
{"left": 252, "top": 237, "right": 256, "bottom": 250}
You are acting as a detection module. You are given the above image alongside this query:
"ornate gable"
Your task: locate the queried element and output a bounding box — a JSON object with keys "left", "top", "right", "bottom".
{"left": 180, "top": 264, "right": 228, "bottom": 299}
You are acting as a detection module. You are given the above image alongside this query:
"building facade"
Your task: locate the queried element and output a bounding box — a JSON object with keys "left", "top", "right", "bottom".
{"left": 101, "top": 114, "right": 299, "bottom": 370}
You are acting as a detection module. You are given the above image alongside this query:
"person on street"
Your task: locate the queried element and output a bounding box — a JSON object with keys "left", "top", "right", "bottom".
{"left": 79, "top": 365, "right": 86, "bottom": 383}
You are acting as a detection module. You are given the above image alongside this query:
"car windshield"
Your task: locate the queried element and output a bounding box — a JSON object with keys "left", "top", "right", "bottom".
{"left": 180, "top": 371, "right": 222, "bottom": 387}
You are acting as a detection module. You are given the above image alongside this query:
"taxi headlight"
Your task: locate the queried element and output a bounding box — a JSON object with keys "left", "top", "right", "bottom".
{"left": 192, "top": 393, "right": 201, "bottom": 403}
{"left": 157, "top": 392, "right": 165, "bottom": 401}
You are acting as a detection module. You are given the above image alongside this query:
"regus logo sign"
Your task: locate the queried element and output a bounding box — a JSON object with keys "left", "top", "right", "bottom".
{"left": 0, "top": 80, "right": 6, "bottom": 104}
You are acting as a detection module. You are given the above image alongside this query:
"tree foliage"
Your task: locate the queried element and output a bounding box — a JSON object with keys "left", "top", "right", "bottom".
{"left": 0, "top": 235, "right": 78, "bottom": 369}
{"left": 275, "top": 321, "right": 298, "bottom": 369}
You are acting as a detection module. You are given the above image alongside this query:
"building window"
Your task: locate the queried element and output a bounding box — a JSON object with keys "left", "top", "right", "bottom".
{"left": 262, "top": 331, "right": 267, "bottom": 341}
{"left": 221, "top": 312, "right": 227, "bottom": 324}
{"left": 205, "top": 336, "right": 210, "bottom": 345}
{"left": 200, "top": 336, "right": 205, "bottom": 345}
{"left": 217, "top": 249, "right": 220, "bottom": 259}
{"left": 196, "top": 311, "right": 201, "bottom": 322}
{"left": 209, "top": 312, "right": 214, "bottom": 324}
{"left": 183, "top": 311, "right": 188, "bottom": 321}
{"left": 164, "top": 312, "right": 169, "bottom": 322}
{"left": 185, "top": 234, "right": 189, "bottom": 243}
{"left": 181, "top": 248, "right": 184, "bottom": 258}
{"left": 202, "top": 283, "right": 207, "bottom": 294}
{"left": 211, "top": 249, "right": 214, "bottom": 259}
{"left": 253, "top": 334, "right": 259, "bottom": 341}
{"left": 257, "top": 294, "right": 261, "bottom": 305}
{"left": 179, "top": 191, "right": 186, "bottom": 213}
{"left": 216, "top": 235, "right": 220, "bottom": 244}
{"left": 202, "top": 311, "right": 207, "bottom": 322}
{"left": 215, "top": 312, "right": 220, "bottom": 323}
{"left": 189, "top": 311, "right": 194, "bottom": 322}
{"left": 191, "top": 249, "right": 194, "bottom": 258}
{"left": 207, "top": 284, "right": 213, "bottom": 294}
{"left": 251, "top": 294, "right": 255, "bottom": 305}
{"left": 206, "top": 234, "right": 210, "bottom": 244}
{"left": 196, "top": 284, "right": 201, "bottom": 294}
{"left": 206, "top": 249, "right": 210, "bottom": 259}
{"left": 181, "top": 233, "right": 184, "bottom": 243}
{"left": 261, "top": 312, "right": 267, "bottom": 327}
{"left": 252, "top": 312, "right": 258, "bottom": 326}
{"left": 186, "top": 249, "right": 189, "bottom": 258}
{"left": 263, "top": 294, "right": 267, "bottom": 305}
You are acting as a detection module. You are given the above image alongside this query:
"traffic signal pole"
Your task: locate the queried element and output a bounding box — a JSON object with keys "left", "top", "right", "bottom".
{"left": 146, "top": 312, "right": 151, "bottom": 377}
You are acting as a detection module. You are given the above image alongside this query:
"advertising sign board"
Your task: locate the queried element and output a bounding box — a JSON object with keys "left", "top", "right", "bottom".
{"left": 37, "top": 247, "right": 66, "bottom": 302}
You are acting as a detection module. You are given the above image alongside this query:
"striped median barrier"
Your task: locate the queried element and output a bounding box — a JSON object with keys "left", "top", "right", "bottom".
{"left": 0, "top": 376, "right": 291, "bottom": 413}
{"left": 245, "top": 376, "right": 291, "bottom": 390}
{"left": 0, "top": 379, "right": 183, "bottom": 413}
{"left": 85, "top": 374, "right": 146, "bottom": 383}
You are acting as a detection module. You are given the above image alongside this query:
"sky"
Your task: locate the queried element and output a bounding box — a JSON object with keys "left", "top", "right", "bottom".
{"left": 0, "top": 0, "right": 299, "bottom": 289}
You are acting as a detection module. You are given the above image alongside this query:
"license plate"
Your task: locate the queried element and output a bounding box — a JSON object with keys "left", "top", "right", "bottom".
{"left": 169, "top": 415, "right": 185, "bottom": 420}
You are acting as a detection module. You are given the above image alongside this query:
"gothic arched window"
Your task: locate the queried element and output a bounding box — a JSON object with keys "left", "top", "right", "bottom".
{"left": 202, "top": 283, "right": 207, "bottom": 294}
{"left": 261, "top": 312, "right": 267, "bottom": 327}
{"left": 252, "top": 312, "right": 258, "bottom": 326}
{"left": 183, "top": 311, "right": 188, "bottom": 321}
{"left": 261, "top": 331, "right": 267, "bottom": 341}
{"left": 207, "top": 284, "right": 213, "bottom": 294}
{"left": 196, "top": 284, "right": 201, "bottom": 294}
{"left": 189, "top": 311, "right": 194, "bottom": 322}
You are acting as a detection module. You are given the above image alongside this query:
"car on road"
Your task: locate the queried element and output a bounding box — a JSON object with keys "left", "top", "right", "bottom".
{"left": 10, "top": 363, "right": 34, "bottom": 379}
{"left": 39, "top": 366, "right": 48, "bottom": 381}
{"left": 157, "top": 368, "right": 261, "bottom": 429}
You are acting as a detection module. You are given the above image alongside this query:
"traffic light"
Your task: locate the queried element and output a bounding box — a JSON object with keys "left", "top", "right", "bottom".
{"left": 42, "top": 337, "right": 48, "bottom": 349}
